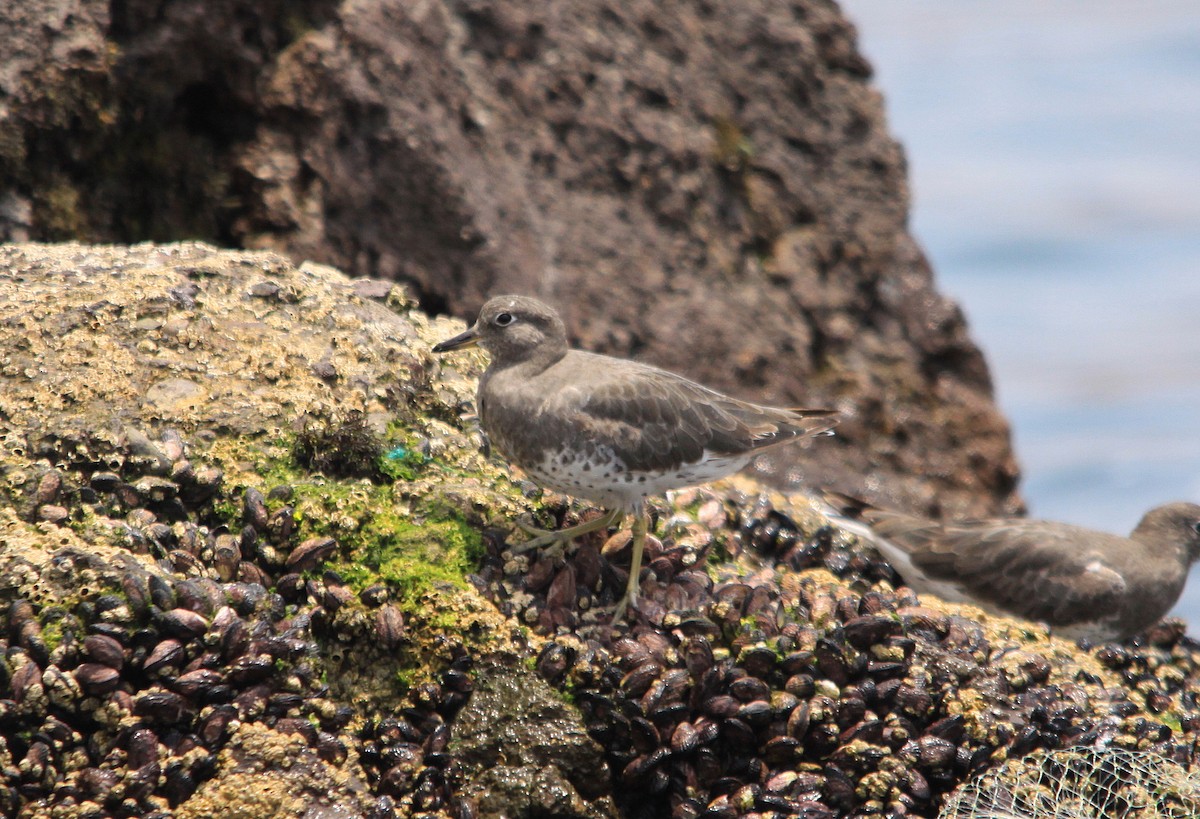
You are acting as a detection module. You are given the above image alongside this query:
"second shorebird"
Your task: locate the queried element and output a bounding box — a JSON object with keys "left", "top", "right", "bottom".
{"left": 433, "top": 295, "right": 836, "bottom": 619}
{"left": 826, "top": 493, "right": 1200, "bottom": 642}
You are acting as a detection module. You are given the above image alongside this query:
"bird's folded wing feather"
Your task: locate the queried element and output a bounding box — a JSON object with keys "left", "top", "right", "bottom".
{"left": 873, "top": 514, "right": 1127, "bottom": 621}
{"left": 555, "top": 367, "right": 830, "bottom": 472}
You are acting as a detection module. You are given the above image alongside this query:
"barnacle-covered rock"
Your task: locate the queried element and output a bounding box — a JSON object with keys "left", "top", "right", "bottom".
{"left": 474, "top": 475, "right": 1200, "bottom": 817}
{"left": 3, "top": 242, "right": 1200, "bottom": 818}
{"left": 0, "top": 244, "right": 537, "bottom": 815}
{"left": 172, "top": 722, "right": 371, "bottom": 819}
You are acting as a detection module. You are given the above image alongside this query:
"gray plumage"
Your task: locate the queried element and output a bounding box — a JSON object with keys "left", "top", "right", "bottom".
{"left": 435, "top": 295, "right": 835, "bottom": 508}
{"left": 828, "top": 493, "right": 1200, "bottom": 641}
{"left": 434, "top": 295, "right": 836, "bottom": 617}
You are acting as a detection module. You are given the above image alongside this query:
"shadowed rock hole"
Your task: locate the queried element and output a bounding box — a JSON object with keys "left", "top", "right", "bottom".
{"left": 177, "top": 82, "right": 257, "bottom": 150}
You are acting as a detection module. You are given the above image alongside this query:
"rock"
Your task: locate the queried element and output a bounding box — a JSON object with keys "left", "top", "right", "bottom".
{"left": 0, "top": 0, "right": 1018, "bottom": 516}
{"left": 0, "top": 243, "right": 437, "bottom": 444}
{"left": 0, "top": 243, "right": 1197, "bottom": 818}
{"left": 451, "top": 663, "right": 618, "bottom": 818}
{"left": 172, "top": 723, "right": 371, "bottom": 819}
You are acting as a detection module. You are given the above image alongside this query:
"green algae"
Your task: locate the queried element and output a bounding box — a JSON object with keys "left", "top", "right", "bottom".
{"left": 204, "top": 421, "right": 489, "bottom": 610}
{"left": 331, "top": 511, "right": 483, "bottom": 601}
{"left": 379, "top": 445, "right": 429, "bottom": 483}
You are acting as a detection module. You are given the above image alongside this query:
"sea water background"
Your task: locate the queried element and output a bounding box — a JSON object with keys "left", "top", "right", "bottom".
{"left": 837, "top": 0, "right": 1200, "bottom": 629}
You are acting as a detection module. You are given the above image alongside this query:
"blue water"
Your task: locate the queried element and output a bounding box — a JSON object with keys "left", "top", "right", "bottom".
{"left": 838, "top": 0, "right": 1200, "bottom": 631}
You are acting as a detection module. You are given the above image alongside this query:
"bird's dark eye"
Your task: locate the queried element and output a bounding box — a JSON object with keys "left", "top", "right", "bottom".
{"left": 494, "top": 312, "right": 514, "bottom": 327}
{"left": 1193, "top": 521, "right": 1200, "bottom": 535}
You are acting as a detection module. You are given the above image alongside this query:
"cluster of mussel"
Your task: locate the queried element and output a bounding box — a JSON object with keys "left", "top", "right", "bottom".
{"left": 0, "top": 561, "right": 339, "bottom": 816}
{"left": 473, "top": 488, "right": 1200, "bottom": 819}
{"left": 355, "top": 656, "right": 476, "bottom": 816}
{"left": 2, "top": 428, "right": 476, "bottom": 817}
{"left": 8, "top": 422, "right": 1200, "bottom": 818}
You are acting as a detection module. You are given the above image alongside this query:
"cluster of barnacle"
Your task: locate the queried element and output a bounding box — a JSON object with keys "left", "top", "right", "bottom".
{"left": 478, "top": 488, "right": 1200, "bottom": 819}
{"left": 1088, "top": 624, "right": 1200, "bottom": 744}
{"left": 23, "top": 428, "right": 223, "bottom": 534}
{"left": 2, "top": 427, "right": 484, "bottom": 817}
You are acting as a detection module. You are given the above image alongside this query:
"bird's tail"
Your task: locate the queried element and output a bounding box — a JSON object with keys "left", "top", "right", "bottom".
{"left": 817, "top": 489, "right": 880, "bottom": 544}
{"left": 820, "top": 489, "right": 873, "bottom": 518}
{"left": 755, "top": 407, "right": 839, "bottom": 446}
{"left": 788, "top": 408, "right": 839, "bottom": 435}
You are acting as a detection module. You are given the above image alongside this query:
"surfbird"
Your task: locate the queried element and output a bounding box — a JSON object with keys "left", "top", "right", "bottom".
{"left": 825, "top": 493, "right": 1200, "bottom": 641}
{"left": 433, "top": 295, "right": 837, "bottom": 619}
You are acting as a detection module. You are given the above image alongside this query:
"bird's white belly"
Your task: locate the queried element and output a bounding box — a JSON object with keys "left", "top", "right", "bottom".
{"left": 523, "top": 449, "right": 753, "bottom": 508}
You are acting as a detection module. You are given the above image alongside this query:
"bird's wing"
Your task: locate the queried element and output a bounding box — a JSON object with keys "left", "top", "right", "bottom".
{"left": 552, "top": 360, "right": 834, "bottom": 473}
{"left": 870, "top": 512, "right": 1128, "bottom": 622}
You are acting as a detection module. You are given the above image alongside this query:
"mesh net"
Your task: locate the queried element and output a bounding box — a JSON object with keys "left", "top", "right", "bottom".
{"left": 938, "top": 747, "right": 1200, "bottom": 819}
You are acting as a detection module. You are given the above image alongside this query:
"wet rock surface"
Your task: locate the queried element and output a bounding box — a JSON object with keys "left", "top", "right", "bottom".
{"left": 451, "top": 664, "right": 618, "bottom": 817}
{"left": 1, "top": 0, "right": 1020, "bottom": 518}
{"left": 0, "top": 243, "right": 1197, "bottom": 819}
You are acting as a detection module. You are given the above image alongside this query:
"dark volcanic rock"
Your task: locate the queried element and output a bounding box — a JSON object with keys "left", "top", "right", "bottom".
{"left": 1, "top": 0, "right": 1019, "bottom": 517}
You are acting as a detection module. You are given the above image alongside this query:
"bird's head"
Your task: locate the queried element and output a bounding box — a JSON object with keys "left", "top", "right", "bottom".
{"left": 432, "top": 295, "right": 568, "bottom": 368}
{"left": 1136, "top": 502, "right": 1200, "bottom": 563}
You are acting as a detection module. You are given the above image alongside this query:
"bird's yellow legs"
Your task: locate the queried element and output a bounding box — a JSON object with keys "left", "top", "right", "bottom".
{"left": 512, "top": 505, "right": 647, "bottom": 621}
{"left": 611, "top": 510, "right": 647, "bottom": 621}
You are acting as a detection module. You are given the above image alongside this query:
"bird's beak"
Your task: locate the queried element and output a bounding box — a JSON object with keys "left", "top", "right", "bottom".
{"left": 432, "top": 326, "right": 480, "bottom": 353}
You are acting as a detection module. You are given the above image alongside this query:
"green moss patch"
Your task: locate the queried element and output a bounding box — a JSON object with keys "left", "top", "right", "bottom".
{"left": 331, "top": 511, "right": 483, "bottom": 603}
{"left": 207, "top": 424, "right": 487, "bottom": 608}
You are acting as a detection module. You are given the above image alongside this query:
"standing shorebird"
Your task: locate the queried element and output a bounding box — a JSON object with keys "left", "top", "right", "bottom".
{"left": 826, "top": 493, "right": 1200, "bottom": 641}
{"left": 433, "top": 295, "right": 837, "bottom": 619}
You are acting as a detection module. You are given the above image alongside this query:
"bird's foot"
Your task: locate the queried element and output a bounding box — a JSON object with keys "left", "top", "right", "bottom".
{"left": 509, "top": 529, "right": 565, "bottom": 553}
{"left": 611, "top": 589, "right": 639, "bottom": 622}
{"left": 511, "top": 508, "right": 623, "bottom": 554}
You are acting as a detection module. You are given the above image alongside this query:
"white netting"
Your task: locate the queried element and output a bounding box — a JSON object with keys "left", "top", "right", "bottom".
{"left": 938, "top": 747, "right": 1200, "bottom": 819}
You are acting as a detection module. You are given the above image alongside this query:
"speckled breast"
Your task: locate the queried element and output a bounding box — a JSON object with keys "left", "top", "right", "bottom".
{"left": 520, "top": 446, "right": 755, "bottom": 509}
